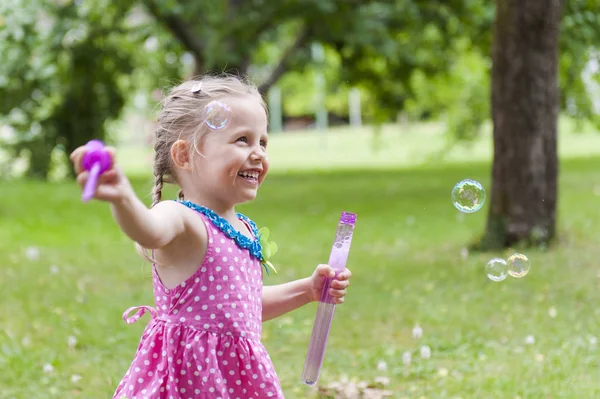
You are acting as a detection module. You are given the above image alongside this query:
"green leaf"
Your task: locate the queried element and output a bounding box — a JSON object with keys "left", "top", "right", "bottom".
{"left": 269, "top": 241, "right": 278, "bottom": 257}
{"left": 262, "top": 242, "right": 271, "bottom": 259}
{"left": 258, "top": 227, "right": 270, "bottom": 241}
{"left": 264, "top": 260, "right": 278, "bottom": 274}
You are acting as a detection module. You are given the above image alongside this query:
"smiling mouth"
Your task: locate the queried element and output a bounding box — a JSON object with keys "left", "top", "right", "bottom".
{"left": 238, "top": 170, "right": 260, "bottom": 184}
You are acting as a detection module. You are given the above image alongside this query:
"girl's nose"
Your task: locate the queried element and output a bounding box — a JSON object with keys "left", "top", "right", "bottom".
{"left": 251, "top": 147, "right": 266, "bottom": 161}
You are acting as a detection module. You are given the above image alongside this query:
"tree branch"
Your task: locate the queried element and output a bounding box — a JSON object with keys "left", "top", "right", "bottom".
{"left": 142, "top": 0, "right": 205, "bottom": 58}
{"left": 258, "top": 26, "right": 311, "bottom": 96}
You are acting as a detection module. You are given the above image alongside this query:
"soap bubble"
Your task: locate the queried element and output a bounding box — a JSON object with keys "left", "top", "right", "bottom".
{"left": 507, "top": 253, "right": 530, "bottom": 278}
{"left": 203, "top": 101, "right": 231, "bottom": 130}
{"left": 486, "top": 258, "right": 508, "bottom": 282}
{"left": 451, "top": 179, "right": 486, "bottom": 213}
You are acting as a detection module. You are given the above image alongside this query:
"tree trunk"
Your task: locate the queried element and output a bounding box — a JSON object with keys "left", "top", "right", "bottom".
{"left": 480, "top": 0, "right": 564, "bottom": 250}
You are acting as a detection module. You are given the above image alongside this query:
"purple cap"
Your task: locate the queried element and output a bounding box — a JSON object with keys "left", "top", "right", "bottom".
{"left": 340, "top": 212, "right": 357, "bottom": 225}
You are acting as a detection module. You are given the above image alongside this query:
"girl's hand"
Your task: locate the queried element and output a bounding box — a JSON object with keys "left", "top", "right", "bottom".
{"left": 308, "top": 264, "right": 352, "bottom": 304}
{"left": 70, "top": 145, "right": 134, "bottom": 203}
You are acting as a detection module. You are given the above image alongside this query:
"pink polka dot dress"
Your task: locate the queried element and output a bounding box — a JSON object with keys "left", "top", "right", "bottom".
{"left": 113, "top": 202, "right": 284, "bottom": 399}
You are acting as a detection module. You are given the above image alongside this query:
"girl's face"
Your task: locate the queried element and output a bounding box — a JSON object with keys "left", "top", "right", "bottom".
{"left": 193, "top": 95, "right": 270, "bottom": 207}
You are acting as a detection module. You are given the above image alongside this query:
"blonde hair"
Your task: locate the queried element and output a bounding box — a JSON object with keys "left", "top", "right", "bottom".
{"left": 136, "top": 74, "right": 267, "bottom": 263}
{"left": 151, "top": 74, "right": 267, "bottom": 207}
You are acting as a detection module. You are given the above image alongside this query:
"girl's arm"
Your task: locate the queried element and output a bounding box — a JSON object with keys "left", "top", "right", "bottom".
{"left": 110, "top": 194, "right": 187, "bottom": 249}
{"left": 71, "top": 145, "right": 186, "bottom": 250}
{"left": 262, "top": 278, "right": 313, "bottom": 322}
{"left": 261, "top": 265, "right": 352, "bottom": 322}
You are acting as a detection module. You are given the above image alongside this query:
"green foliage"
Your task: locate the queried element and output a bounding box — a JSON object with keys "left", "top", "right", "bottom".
{"left": 405, "top": 39, "right": 491, "bottom": 141}
{"left": 0, "top": 0, "right": 184, "bottom": 179}
{"left": 559, "top": 0, "right": 600, "bottom": 129}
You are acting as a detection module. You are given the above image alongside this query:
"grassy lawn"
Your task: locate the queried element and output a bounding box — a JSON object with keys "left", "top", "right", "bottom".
{"left": 1, "top": 122, "right": 600, "bottom": 398}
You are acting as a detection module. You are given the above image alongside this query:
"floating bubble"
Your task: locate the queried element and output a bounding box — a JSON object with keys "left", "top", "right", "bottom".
{"left": 507, "top": 253, "right": 530, "bottom": 278}
{"left": 486, "top": 258, "right": 508, "bottom": 282}
{"left": 451, "top": 179, "right": 486, "bottom": 213}
{"left": 203, "top": 100, "right": 231, "bottom": 130}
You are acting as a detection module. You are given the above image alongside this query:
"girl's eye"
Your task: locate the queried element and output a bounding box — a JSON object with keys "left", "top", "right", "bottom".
{"left": 260, "top": 140, "right": 267, "bottom": 148}
{"left": 236, "top": 137, "right": 248, "bottom": 143}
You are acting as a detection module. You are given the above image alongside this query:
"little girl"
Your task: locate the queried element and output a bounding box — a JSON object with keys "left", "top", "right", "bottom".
{"left": 70, "top": 75, "right": 352, "bottom": 399}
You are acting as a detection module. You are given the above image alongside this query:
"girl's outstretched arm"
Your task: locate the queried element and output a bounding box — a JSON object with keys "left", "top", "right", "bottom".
{"left": 71, "top": 145, "right": 187, "bottom": 249}
{"left": 110, "top": 196, "right": 187, "bottom": 249}
{"left": 262, "top": 264, "right": 352, "bottom": 322}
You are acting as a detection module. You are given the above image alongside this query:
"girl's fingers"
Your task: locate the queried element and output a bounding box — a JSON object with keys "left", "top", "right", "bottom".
{"left": 331, "top": 279, "right": 350, "bottom": 289}
{"left": 329, "top": 288, "right": 347, "bottom": 298}
{"left": 336, "top": 269, "right": 352, "bottom": 280}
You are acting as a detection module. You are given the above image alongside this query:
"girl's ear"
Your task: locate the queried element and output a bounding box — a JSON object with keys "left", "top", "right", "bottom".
{"left": 170, "top": 140, "right": 192, "bottom": 170}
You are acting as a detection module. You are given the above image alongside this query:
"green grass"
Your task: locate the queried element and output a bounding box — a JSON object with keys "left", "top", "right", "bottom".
{"left": 1, "top": 122, "right": 600, "bottom": 398}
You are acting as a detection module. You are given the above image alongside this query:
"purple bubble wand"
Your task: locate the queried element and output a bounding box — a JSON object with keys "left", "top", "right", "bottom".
{"left": 302, "top": 212, "right": 357, "bottom": 385}
{"left": 81, "top": 140, "right": 112, "bottom": 202}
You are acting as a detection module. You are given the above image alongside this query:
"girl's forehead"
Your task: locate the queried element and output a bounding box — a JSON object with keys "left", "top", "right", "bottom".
{"left": 222, "top": 97, "right": 267, "bottom": 129}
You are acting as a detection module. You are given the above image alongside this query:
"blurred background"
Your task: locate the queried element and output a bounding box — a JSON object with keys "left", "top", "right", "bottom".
{"left": 0, "top": 0, "right": 599, "bottom": 398}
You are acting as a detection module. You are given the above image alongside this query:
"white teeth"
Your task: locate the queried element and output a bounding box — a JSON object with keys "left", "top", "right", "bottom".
{"left": 238, "top": 171, "right": 259, "bottom": 179}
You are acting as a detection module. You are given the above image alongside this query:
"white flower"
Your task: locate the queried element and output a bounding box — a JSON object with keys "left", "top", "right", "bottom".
{"left": 420, "top": 345, "right": 431, "bottom": 360}
{"left": 548, "top": 307, "right": 557, "bottom": 318}
{"left": 438, "top": 367, "right": 449, "bottom": 377}
{"left": 402, "top": 351, "right": 411, "bottom": 366}
{"left": 71, "top": 374, "right": 82, "bottom": 383}
{"left": 49, "top": 265, "right": 60, "bottom": 274}
{"left": 25, "top": 246, "right": 40, "bottom": 261}
{"left": 376, "top": 360, "right": 387, "bottom": 372}
{"left": 525, "top": 335, "right": 535, "bottom": 345}
{"left": 67, "top": 335, "right": 77, "bottom": 348}
{"left": 535, "top": 353, "right": 544, "bottom": 362}
{"left": 412, "top": 324, "right": 423, "bottom": 339}
{"left": 43, "top": 363, "right": 54, "bottom": 373}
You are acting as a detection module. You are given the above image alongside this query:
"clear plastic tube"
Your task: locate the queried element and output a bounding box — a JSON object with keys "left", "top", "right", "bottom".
{"left": 302, "top": 212, "right": 356, "bottom": 385}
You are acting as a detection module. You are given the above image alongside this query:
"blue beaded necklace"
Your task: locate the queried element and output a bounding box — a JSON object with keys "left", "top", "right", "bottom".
{"left": 176, "top": 200, "right": 269, "bottom": 273}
